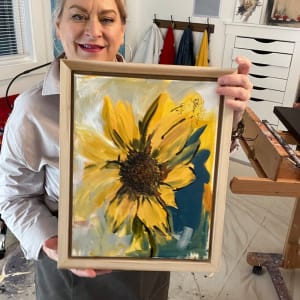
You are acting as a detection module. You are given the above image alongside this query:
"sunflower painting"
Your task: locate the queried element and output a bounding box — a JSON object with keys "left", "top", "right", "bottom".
{"left": 58, "top": 60, "right": 232, "bottom": 271}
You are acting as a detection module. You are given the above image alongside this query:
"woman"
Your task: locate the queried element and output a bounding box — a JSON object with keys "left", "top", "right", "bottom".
{"left": 0, "top": 0, "right": 252, "bottom": 299}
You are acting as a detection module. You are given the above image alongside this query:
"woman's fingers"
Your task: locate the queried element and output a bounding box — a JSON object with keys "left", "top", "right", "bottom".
{"left": 70, "top": 268, "right": 112, "bottom": 278}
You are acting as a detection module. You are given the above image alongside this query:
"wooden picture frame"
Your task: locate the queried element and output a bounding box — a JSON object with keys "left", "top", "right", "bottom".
{"left": 58, "top": 59, "right": 234, "bottom": 272}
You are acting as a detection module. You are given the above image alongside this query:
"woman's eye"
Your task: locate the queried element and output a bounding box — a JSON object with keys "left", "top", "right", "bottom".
{"left": 71, "top": 14, "right": 87, "bottom": 21}
{"left": 100, "top": 17, "right": 114, "bottom": 25}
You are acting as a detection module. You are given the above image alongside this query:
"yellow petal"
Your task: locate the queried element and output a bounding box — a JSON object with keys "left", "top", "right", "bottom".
{"left": 154, "top": 118, "right": 193, "bottom": 163}
{"left": 102, "top": 96, "right": 139, "bottom": 150}
{"left": 144, "top": 94, "right": 195, "bottom": 157}
{"left": 116, "top": 101, "right": 140, "bottom": 143}
{"left": 146, "top": 93, "right": 175, "bottom": 133}
{"left": 137, "top": 196, "right": 171, "bottom": 238}
{"left": 165, "top": 163, "right": 195, "bottom": 189}
{"left": 106, "top": 193, "right": 137, "bottom": 233}
{"left": 203, "top": 183, "right": 213, "bottom": 213}
{"left": 75, "top": 124, "right": 120, "bottom": 163}
{"left": 125, "top": 229, "right": 150, "bottom": 255}
{"left": 81, "top": 163, "right": 115, "bottom": 183}
{"left": 158, "top": 185, "right": 177, "bottom": 208}
{"left": 73, "top": 168, "right": 121, "bottom": 219}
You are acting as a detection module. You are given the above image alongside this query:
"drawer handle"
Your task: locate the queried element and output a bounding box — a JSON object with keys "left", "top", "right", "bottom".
{"left": 250, "top": 98, "right": 264, "bottom": 102}
{"left": 254, "top": 38, "right": 276, "bottom": 43}
{"left": 250, "top": 74, "right": 267, "bottom": 79}
{"left": 252, "top": 62, "right": 269, "bottom": 67}
{"left": 253, "top": 86, "right": 266, "bottom": 91}
{"left": 252, "top": 50, "right": 272, "bottom": 55}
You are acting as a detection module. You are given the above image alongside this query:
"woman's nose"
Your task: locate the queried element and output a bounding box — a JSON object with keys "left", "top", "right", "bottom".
{"left": 85, "top": 18, "right": 102, "bottom": 38}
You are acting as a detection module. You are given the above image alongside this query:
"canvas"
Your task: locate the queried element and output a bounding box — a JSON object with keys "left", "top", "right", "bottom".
{"left": 58, "top": 60, "right": 233, "bottom": 272}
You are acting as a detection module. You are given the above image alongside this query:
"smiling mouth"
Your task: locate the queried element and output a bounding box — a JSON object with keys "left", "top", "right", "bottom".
{"left": 79, "top": 44, "right": 104, "bottom": 51}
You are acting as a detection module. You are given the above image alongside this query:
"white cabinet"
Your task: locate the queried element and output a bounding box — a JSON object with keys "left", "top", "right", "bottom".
{"left": 222, "top": 23, "right": 300, "bottom": 127}
{"left": 222, "top": 23, "right": 300, "bottom": 162}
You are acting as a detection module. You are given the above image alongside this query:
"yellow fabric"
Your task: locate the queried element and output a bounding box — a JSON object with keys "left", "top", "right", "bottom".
{"left": 195, "top": 30, "right": 209, "bottom": 66}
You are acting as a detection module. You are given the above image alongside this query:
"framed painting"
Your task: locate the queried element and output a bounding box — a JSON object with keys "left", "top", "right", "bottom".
{"left": 58, "top": 60, "right": 234, "bottom": 272}
{"left": 266, "top": 0, "right": 300, "bottom": 27}
{"left": 233, "top": 0, "right": 265, "bottom": 24}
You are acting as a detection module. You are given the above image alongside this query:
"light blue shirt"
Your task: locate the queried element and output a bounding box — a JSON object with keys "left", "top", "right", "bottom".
{"left": 0, "top": 58, "right": 61, "bottom": 260}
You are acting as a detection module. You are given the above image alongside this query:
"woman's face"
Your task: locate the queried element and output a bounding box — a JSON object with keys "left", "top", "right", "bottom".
{"left": 56, "top": 0, "right": 125, "bottom": 61}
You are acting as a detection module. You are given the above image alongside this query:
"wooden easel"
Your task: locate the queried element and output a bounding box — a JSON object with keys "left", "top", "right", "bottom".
{"left": 230, "top": 107, "right": 300, "bottom": 300}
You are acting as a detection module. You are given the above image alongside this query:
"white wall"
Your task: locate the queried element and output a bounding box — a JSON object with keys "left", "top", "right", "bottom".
{"left": 125, "top": 0, "right": 237, "bottom": 66}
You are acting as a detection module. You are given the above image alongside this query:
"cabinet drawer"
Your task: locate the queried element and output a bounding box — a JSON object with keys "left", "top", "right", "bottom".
{"left": 232, "top": 48, "right": 292, "bottom": 67}
{"left": 235, "top": 36, "right": 295, "bottom": 54}
{"left": 250, "top": 63, "right": 289, "bottom": 79}
{"left": 232, "top": 61, "right": 290, "bottom": 79}
{"left": 251, "top": 87, "right": 284, "bottom": 103}
{"left": 249, "top": 74, "right": 287, "bottom": 91}
{"left": 248, "top": 100, "right": 279, "bottom": 125}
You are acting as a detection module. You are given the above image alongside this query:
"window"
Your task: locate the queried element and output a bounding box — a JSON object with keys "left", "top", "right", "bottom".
{"left": 0, "top": 0, "right": 24, "bottom": 57}
{"left": 0, "top": 0, "right": 53, "bottom": 81}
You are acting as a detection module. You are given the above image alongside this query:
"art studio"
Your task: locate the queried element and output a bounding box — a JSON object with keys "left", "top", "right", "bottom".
{"left": 0, "top": 0, "right": 300, "bottom": 299}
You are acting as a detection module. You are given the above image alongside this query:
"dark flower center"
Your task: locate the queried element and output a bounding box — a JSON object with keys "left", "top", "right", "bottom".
{"left": 120, "top": 150, "right": 163, "bottom": 196}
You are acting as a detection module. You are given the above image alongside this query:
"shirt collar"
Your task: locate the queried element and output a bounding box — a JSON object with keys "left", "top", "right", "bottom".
{"left": 42, "top": 57, "right": 60, "bottom": 96}
{"left": 41, "top": 53, "right": 125, "bottom": 96}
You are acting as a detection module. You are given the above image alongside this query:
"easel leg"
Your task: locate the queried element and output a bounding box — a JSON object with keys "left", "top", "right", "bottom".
{"left": 246, "top": 198, "right": 300, "bottom": 300}
{"left": 247, "top": 253, "right": 291, "bottom": 300}
{"left": 282, "top": 198, "right": 300, "bottom": 269}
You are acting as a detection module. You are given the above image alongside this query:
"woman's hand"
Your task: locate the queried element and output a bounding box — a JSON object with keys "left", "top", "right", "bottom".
{"left": 42, "top": 237, "right": 112, "bottom": 278}
{"left": 216, "top": 56, "right": 253, "bottom": 129}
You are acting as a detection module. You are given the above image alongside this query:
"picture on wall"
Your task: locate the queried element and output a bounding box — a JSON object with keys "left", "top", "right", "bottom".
{"left": 58, "top": 60, "right": 233, "bottom": 272}
{"left": 194, "top": 0, "right": 221, "bottom": 17}
{"left": 266, "top": 0, "right": 300, "bottom": 27}
{"left": 233, "top": 0, "right": 265, "bottom": 24}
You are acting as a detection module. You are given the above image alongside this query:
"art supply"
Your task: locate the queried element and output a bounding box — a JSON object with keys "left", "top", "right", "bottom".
{"left": 273, "top": 106, "right": 300, "bottom": 144}
{"left": 262, "top": 119, "right": 300, "bottom": 168}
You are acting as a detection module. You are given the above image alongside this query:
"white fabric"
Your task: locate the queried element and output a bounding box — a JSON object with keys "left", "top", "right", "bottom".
{"left": 131, "top": 23, "right": 163, "bottom": 64}
{"left": 169, "top": 160, "right": 300, "bottom": 299}
{"left": 0, "top": 60, "right": 60, "bottom": 260}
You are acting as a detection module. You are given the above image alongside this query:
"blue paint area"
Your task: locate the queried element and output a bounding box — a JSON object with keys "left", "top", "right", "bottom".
{"left": 171, "top": 149, "right": 210, "bottom": 232}
{"left": 157, "top": 123, "right": 212, "bottom": 259}
{"left": 170, "top": 124, "right": 210, "bottom": 233}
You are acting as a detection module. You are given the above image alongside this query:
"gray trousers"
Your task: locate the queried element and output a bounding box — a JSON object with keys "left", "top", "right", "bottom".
{"left": 35, "top": 253, "right": 170, "bottom": 300}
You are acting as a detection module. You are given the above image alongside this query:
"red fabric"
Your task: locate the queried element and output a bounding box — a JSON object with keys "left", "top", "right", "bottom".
{"left": 159, "top": 26, "right": 176, "bottom": 65}
{"left": 0, "top": 95, "right": 18, "bottom": 146}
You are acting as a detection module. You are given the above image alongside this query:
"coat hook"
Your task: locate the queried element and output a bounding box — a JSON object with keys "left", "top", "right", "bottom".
{"left": 207, "top": 17, "right": 211, "bottom": 43}
{"left": 188, "top": 16, "right": 191, "bottom": 28}
{"left": 170, "top": 15, "right": 175, "bottom": 29}
{"left": 207, "top": 17, "right": 210, "bottom": 32}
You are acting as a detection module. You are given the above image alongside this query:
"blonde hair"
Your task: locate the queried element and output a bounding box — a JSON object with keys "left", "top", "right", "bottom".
{"left": 53, "top": 0, "right": 127, "bottom": 24}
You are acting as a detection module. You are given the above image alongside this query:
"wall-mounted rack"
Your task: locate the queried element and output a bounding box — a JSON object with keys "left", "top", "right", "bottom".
{"left": 153, "top": 17, "right": 215, "bottom": 33}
